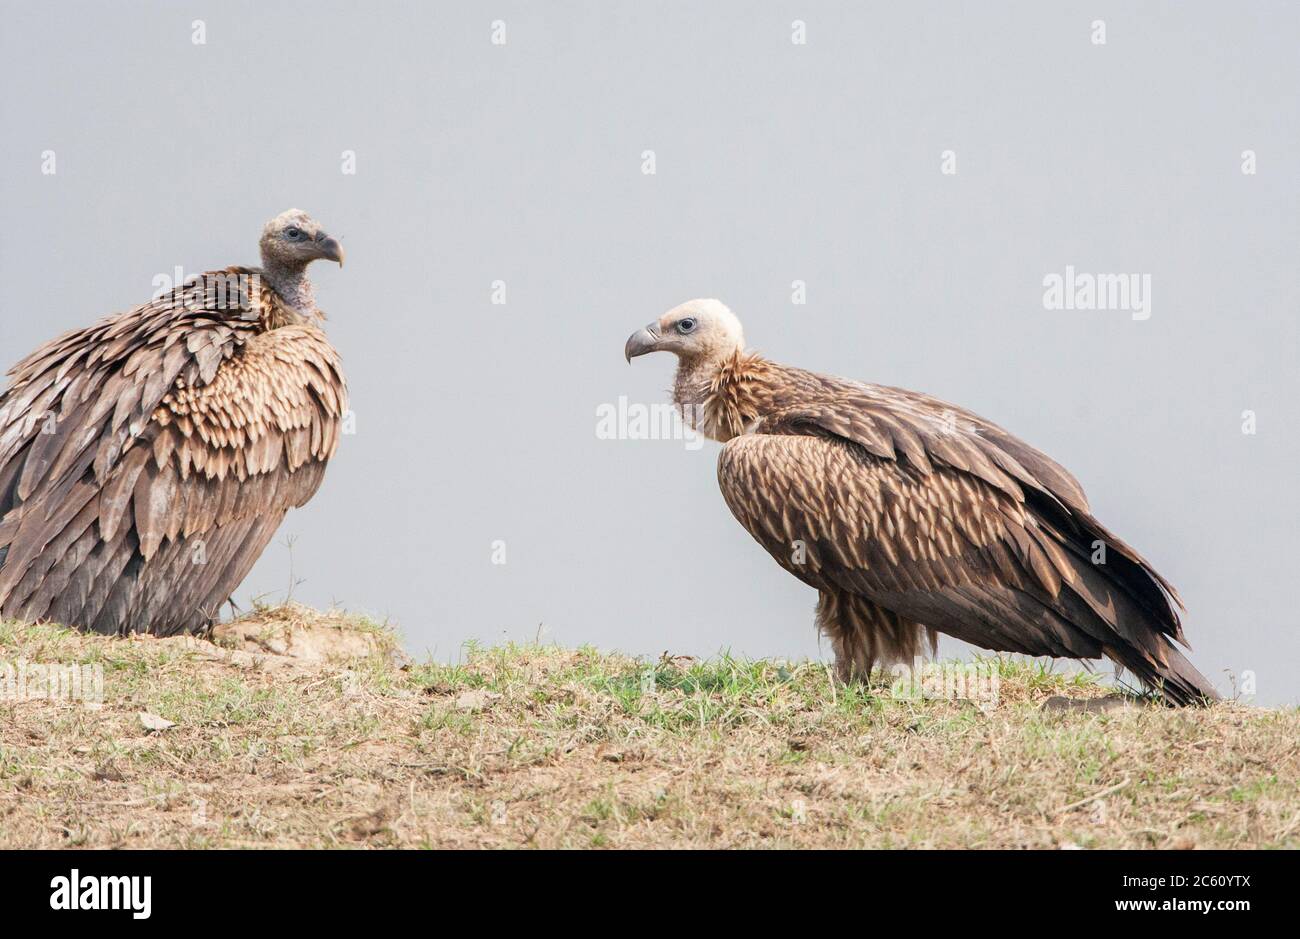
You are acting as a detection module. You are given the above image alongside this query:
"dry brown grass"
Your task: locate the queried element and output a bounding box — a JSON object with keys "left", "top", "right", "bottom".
{"left": 1, "top": 605, "right": 1295, "bottom": 849}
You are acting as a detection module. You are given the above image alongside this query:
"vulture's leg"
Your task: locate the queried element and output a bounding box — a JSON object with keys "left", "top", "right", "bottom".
{"left": 816, "top": 590, "right": 937, "bottom": 684}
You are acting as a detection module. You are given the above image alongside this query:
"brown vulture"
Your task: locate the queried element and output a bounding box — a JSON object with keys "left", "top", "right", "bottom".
{"left": 625, "top": 299, "right": 1218, "bottom": 705}
{"left": 0, "top": 210, "right": 347, "bottom": 636}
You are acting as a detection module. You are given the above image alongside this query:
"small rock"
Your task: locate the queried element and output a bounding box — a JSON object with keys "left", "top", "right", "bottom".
{"left": 138, "top": 711, "right": 176, "bottom": 732}
{"left": 454, "top": 690, "right": 501, "bottom": 712}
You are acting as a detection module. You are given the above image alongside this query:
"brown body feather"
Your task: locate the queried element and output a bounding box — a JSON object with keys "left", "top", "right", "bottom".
{"left": 0, "top": 266, "right": 346, "bottom": 635}
{"left": 681, "top": 350, "right": 1216, "bottom": 705}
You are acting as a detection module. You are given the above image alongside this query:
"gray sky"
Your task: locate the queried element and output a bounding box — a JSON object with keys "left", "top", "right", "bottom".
{"left": 1, "top": 1, "right": 1296, "bottom": 704}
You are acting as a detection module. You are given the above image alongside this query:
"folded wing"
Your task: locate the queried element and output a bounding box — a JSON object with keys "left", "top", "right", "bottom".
{"left": 0, "top": 272, "right": 346, "bottom": 634}
{"left": 716, "top": 373, "right": 1215, "bottom": 704}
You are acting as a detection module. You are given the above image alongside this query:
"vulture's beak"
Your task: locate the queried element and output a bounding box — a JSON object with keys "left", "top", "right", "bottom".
{"left": 316, "top": 234, "right": 345, "bottom": 267}
{"left": 624, "top": 323, "right": 661, "bottom": 362}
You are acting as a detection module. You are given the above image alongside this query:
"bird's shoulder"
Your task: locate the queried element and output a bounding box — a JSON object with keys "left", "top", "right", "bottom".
{"left": 0, "top": 267, "right": 345, "bottom": 498}
{"left": 736, "top": 362, "right": 1090, "bottom": 513}
{"left": 4, "top": 267, "right": 273, "bottom": 389}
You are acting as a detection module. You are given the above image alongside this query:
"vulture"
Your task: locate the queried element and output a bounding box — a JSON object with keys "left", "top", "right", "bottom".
{"left": 0, "top": 210, "right": 347, "bottom": 636}
{"left": 625, "top": 299, "right": 1218, "bottom": 705}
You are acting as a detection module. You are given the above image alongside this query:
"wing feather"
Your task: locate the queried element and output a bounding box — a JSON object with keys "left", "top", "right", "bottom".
{"left": 719, "top": 431, "right": 1171, "bottom": 667}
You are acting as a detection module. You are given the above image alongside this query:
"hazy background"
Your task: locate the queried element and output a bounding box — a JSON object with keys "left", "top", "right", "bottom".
{"left": 2, "top": 2, "right": 1296, "bottom": 703}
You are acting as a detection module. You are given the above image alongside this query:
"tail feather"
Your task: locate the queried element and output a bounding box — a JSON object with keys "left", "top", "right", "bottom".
{"left": 1105, "top": 638, "right": 1219, "bottom": 706}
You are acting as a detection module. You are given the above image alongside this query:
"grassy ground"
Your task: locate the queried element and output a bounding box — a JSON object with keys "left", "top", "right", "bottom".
{"left": 1, "top": 605, "right": 1295, "bottom": 849}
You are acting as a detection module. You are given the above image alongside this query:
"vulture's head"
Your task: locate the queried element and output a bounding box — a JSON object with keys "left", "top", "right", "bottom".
{"left": 259, "top": 209, "right": 345, "bottom": 270}
{"left": 624, "top": 299, "right": 745, "bottom": 364}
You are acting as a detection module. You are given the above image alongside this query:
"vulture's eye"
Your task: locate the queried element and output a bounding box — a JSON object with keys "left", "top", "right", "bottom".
{"left": 677, "top": 317, "right": 698, "bottom": 334}
{"left": 285, "top": 227, "right": 302, "bottom": 239}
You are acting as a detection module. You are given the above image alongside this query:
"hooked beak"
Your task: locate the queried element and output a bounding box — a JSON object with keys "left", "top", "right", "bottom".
{"left": 624, "top": 323, "right": 661, "bottom": 363}
{"left": 315, "top": 233, "right": 345, "bottom": 267}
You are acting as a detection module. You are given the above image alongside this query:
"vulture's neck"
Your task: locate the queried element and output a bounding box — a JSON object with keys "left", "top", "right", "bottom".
{"left": 260, "top": 263, "right": 320, "bottom": 324}
{"left": 673, "top": 349, "right": 777, "bottom": 443}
